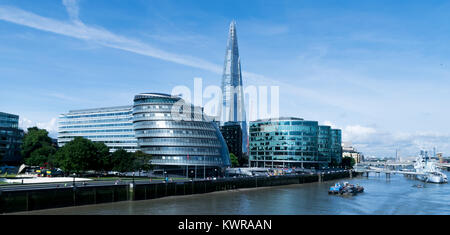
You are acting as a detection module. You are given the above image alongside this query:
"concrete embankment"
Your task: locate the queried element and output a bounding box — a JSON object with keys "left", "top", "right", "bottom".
{"left": 0, "top": 170, "right": 357, "bottom": 214}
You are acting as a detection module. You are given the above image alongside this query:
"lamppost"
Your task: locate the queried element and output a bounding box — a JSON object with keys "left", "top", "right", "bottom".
{"left": 72, "top": 173, "right": 76, "bottom": 187}
{"left": 132, "top": 172, "right": 135, "bottom": 184}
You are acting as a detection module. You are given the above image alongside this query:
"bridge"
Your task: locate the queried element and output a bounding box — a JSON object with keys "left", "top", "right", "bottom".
{"left": 357, "top": 161, "right": 414, "bottom": 167}
{"left": 358, "top": 161, "right": 450, "bottom": 170}
{"left": 354, "top": 166, "right": 424, "bottom": 176}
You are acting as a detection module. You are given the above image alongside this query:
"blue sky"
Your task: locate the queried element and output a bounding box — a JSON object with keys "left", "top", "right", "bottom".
{"left": 1, "top": 0, "right": 450, "bottom": 158}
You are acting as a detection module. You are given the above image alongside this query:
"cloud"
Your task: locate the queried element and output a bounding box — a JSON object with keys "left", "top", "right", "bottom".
{"left": 19, "top": 117, "right": 59, "bottom": 138}
{"left": 0, "top": 3, "right": 362, "bottom": 115}
{"left": 0, "top": 5, "right": 222, "bottom": 74}
{"left": 62, "top": 0, "right": 81, "bottom": 24}
{"left": 342, "top": 125, "right": 377, "bottom": 142}
{"left": 339, "top": 124, "right": 450, "bottom": 158}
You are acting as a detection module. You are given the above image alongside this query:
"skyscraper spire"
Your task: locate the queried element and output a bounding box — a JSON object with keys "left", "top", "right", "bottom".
{"left": 221, "top": 21, "right": 248, "bottom": 154}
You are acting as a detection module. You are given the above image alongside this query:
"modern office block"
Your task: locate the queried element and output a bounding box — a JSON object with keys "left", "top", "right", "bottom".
{"left": 318, "top": 125, "right": 332, "bottom": 166}
{"left": 58, "top": 106, "right": 138, "bottom": 152}
{"left": 133, "top": 93, "right": 230, "bottom": 177}
{"left": 219, "top": 121, "right": 243, "bottom": 164}
{"left": 331, "top": 129, "right": 343, "bottom": 165}
{"left": 0, "top": 112, "right": 24, "bottom": 164}
{"left": 249, "top": 117, "right": 326, "bottom": 168}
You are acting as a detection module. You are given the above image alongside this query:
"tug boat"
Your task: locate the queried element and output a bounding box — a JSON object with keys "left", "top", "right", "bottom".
{"left": 329, "top": 182, "right": 364, "bottom": 196}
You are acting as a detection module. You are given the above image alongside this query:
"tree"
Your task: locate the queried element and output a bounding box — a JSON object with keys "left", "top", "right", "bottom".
{"left": 111, "top": 149, "right": 135, "bottom": 173}
{"left": 342, "top": 156, "right": 356, "bottom": 169}
{"left": 230, "top": 153, "right": 239, "bottom": 167}
{"left": 92, "top": 142, "right": 112, "bottom": 172}
{"left": 53, "top": 137, "right": 100, "bottom": 174}
{"left": 132, "top": 151, "right": 153, "bottom": 174}
{"left": 21, "top": 127, "right": 56, "bottom": 166}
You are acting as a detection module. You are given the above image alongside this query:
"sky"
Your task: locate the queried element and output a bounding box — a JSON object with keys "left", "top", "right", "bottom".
{"left": 1, "top": 0, "right": 450, "bottom": 158}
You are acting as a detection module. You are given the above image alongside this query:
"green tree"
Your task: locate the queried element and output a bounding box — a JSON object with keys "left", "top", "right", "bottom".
{"left": 132, "top": 151, "right": 153, "bottom": 174}
{"left": 92, "top": 142, "right": 111, "bottom": 172}
{"left": 111, "top": 149, "right": 135, "bottom": 173}
{"left": 341, "top": 156, "right": 356, "bottom": 169}
{"left": 53, "top": 137, "right": 100, "bottom": 174}
{"left": 21, "top": 127, "right": 56, "bottom": 166}
{"left": 230, "top": 153, "right": 239, "bottom": 167}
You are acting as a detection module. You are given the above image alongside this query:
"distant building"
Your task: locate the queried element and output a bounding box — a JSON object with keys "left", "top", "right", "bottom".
{"left": 342, "top": 143, "right": 363, "bottom": 163}
{"left": 0, "top": 112, "right": 24, "bottom": 165}
{"left": 249, "top": 117, "right": 339, "bottom": 169}
{"left": 220, "top": 121, "right": 243, "bottom": 164}
{"left": 58, "top": 106, "right": 138, "bottom": 152}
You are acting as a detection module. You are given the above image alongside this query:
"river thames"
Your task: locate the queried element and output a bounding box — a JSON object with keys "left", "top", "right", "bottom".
{"left": 16, "top": 172, "right": 450, "bottom": 215}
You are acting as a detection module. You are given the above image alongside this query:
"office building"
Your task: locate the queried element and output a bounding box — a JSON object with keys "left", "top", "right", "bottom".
{"left": 318, "top": 125, "right": 332, "bottom": 166}
{"left": 221, "top": 21, "right": 248, "bottom": 155}
{"left": 58, "top": 106, "right": 138, "bottom": 152}
{"left": 331, "top": 129, "right": 343, "bottom": 165}
{"left": 0, "top": 112, "right": 24, "bottom": 164}
{"left": 342, "top": 143, "right": 363, "bottom": 164}
{"left": 133, "top": 93, "right": 230, "bottom": 177}
{"left": 219, "top": 121, "right": 243, "bottom": 165}
{"left": 249, "top": 117, "right": 330, "bottom": 168}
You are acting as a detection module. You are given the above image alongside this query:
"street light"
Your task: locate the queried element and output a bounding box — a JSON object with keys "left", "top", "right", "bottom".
{"left": 72, "top": 173, "right": 76, "bottom": 187}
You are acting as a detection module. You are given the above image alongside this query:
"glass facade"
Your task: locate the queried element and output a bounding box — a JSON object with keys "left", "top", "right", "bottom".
{"left": 220, "top": 121, "right": 243, "bottom": 164}
{"left": 133, "top": 93, "right": 230, "bottom": 176}
{"left": 58, "top": 106, "right": 138, "bottom": 152}
{"left": 0, "top": 112, "right": 19, "bottom": 129}
{"left": 0, "top": 112, "right": 24, "bottom": 164}
{"left": 330, "top": 129, "right": 343, "bottom": 164}
{"left": 221, "top": 21, "right": 248, "bottom": 155}
{"left": 318, "top": 125, "right": 332, "bottom": 166}
{"left": 249, "top": 117, "right": 341, "bottom": 168}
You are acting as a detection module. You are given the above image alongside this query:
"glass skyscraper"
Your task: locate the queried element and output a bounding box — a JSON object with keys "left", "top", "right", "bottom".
{"left": 0, "top": 112, "right": 24, "bottom": 164}
{"left": 58, "top": 106, "right": 138, "bottom": 152}
{"left": 221, "top": 21, "right": 248, "bottom": 155}
{"left": 133, "top": 93, "right": 230, "bottom": 177}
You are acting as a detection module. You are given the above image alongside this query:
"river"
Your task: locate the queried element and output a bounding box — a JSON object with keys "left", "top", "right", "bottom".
{"left": 14, "top": 172, "right": 450, "bottom": 215}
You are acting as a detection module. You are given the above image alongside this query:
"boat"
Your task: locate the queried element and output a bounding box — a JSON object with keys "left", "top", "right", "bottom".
{"left": 328, "top": 183, "right": 343, "bottom": 194}
{"left": 414, "top": 151, "right": 448, "bottom": 184}
{"left": 329, "top": 182, "right": 364, "bottom": 196}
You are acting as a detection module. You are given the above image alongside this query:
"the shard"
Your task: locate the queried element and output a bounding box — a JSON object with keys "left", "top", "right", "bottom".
{"left": 221, "top": 21, "right": 248, "bottom": 154}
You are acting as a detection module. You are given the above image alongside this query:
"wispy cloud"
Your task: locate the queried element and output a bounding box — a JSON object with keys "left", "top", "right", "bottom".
{"left": 0, "top": 4, "right": 222, "bottom": 74}
{"left": 62, "top": 0, "right": 81, "bottom": 24}
{"left": 0, "top": 2, "right": 355, "bottom": 113}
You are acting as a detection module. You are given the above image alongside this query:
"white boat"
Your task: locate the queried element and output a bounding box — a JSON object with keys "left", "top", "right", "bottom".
{"left": 414, "top": 151, "right": 448, "bottom": 184}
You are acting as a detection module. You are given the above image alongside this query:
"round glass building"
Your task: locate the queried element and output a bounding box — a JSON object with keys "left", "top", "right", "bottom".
{"left": 133, "top": 93, "right": 230, "bottom": 177}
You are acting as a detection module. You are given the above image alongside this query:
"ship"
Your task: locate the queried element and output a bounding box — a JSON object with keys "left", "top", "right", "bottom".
{"left": 414, "top": 151, "right": 448, "bottom": 184}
